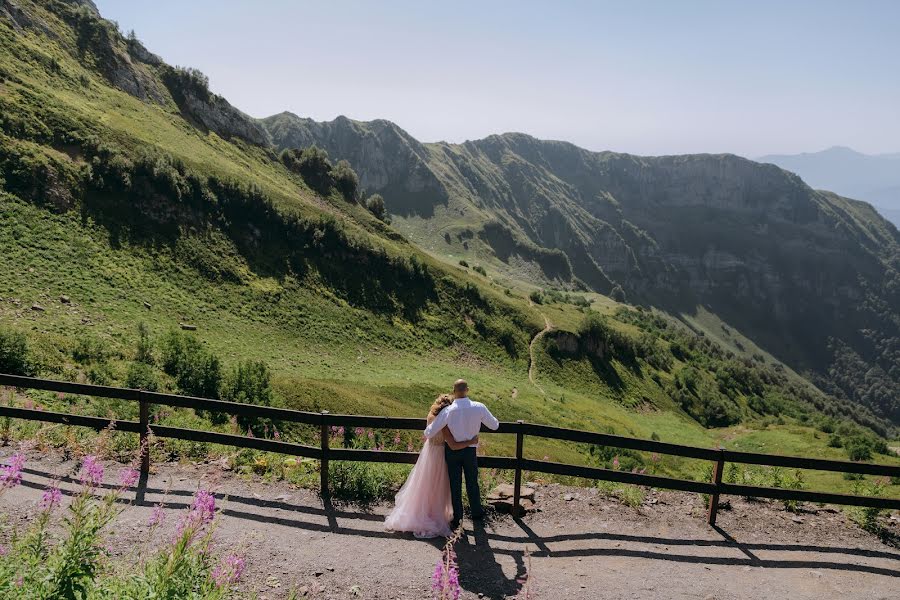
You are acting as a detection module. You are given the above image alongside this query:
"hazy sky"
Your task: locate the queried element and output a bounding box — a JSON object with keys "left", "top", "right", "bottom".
{"left": 95, "top": 0, "right": 900, "bottom": 157}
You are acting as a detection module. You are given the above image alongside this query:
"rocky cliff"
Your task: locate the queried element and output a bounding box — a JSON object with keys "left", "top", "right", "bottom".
{"left": 263, "top": 115, "right": 900, "bottom": 424}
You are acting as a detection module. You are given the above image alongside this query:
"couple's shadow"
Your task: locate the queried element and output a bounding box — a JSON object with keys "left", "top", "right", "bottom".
{"left": 420, "top": 518, "right": 524, "bottom": 600}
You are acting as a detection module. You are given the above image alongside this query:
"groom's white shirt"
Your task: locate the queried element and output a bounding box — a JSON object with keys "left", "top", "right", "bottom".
{"left": 423, "top": 397, "right": 499, "bottom": 447}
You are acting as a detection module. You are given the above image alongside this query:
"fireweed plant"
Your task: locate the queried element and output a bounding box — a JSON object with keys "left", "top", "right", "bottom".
{"left": 0, "top": 440, "right": 247, "bottom": 598}
{"left": 432, "top": 526, "right": 463, "bottom": 600}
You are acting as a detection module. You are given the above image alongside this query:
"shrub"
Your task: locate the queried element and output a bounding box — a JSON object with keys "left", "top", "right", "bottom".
{"left": 845, "top": 436, "right": 874, "bottom": 462}
{"left": 610, "top": 284, "right": 626, "bottom": 303}
{"left": 73, "top": 335, "right": 110, "bottom": 364}
{"left": 221, "top": 360, "right": 273, "bottom": 429}
{"left": 327, "top": 461, "right": 408, "bottom": 504}
{"left": 292, "top": 146, "right": 333, "bottom": 195}
{"left": 160, "top": 331, "right": 221, "bottom": 399}
{"left": 125, "top": 362, "right": 160, "bottom": 392}
{"left": 458, "top": 259, "right": 469, "bottom": 268}
{"left": 0, "top": 326, "right": 34, "bottom": 376}
{"left": 135, "top": 322, "right": 154, "bottom": 364}
{"left": 365, "top": 193, "right": 387, "bottom": 221}
{"left": 330, "top": 160, "right": 359, "bottom": 203}
{"left": 528, "top": 290, "right": 543, "bottom": 304}
{"left": 472, "top": 265, "right": 487, "bottom": 276}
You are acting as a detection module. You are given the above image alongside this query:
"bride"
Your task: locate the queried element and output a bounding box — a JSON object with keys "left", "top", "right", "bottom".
{"left": 384, "top": 393, "right": 477, "bottom": 538}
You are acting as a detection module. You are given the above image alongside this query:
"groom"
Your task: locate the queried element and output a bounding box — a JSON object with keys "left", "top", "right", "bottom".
{"left": 424, "top": 379, "right": 499, "bottom": 527}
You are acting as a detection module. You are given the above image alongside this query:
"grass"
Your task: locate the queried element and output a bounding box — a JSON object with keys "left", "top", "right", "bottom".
{"left": 0, "top": 0, "right": 897, "bottom": 507}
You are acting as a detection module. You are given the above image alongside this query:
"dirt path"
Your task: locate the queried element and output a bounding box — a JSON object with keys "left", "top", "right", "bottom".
{"left": 528, "top": 314, "right": 553, "bottom": 392}
{"left": 2, "top": 451, "right": 898, "bottom": 599}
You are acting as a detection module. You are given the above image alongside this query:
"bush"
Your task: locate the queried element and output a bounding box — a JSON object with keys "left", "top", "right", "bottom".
{"left": 458, "top": 260, "right": 469, "bottom": 268}
{"left": 472, "top": 265, "right": 487, "bottom": 276}
{"left": 365, "top": 193, "right": 387, "bottom": 221}
{"left": 125, "top": 362, "right": 160, "bottom": 392}
{"left": 281, "top": 146, "right": 335, "bottom": 196}
{"left": 135, "top": 322, "right": 154, "bottom": 364}
{"left": 845, "top": 436, "right": 874, "bottom": 461}
{"left": 528, "top": 290, "right": 543, "bottom": 304}
{"left": 73, "top": 335, "right": 110, "bottom": 364}
{"left": 610, "top": 284, "right": 626, "bottom": 303}
{"left": 221, "top": 360, "right": 273, "bottom": 429}
{"left": 160, "top": 331, "right": 221, "bottom": 399}
{"left": 330, "top": 160, "right": 359, "bottom": 203}
{"left": 327, "top": 461, "right": 408, "bottom": 504}
{"left": 0, "top": 327, "right": 34, "bottom": 376}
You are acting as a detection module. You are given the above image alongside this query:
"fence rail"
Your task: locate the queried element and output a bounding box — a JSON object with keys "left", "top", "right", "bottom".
{"left": 1, "top": 373, "right": 898, "bottom": 522}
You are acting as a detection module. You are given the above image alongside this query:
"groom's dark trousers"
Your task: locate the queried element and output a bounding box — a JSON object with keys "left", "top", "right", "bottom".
{"left": 445, "top": 445, "right": 482, "bottom": 523}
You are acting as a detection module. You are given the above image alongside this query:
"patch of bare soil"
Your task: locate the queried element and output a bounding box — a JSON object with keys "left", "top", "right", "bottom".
{"left": 1, "top": 450, "right": 898, "bottom": 599}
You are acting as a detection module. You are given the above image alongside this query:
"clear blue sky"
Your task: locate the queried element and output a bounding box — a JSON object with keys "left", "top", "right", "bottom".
{"left": 95, "top": 0, "right": 900, "bottom": 157}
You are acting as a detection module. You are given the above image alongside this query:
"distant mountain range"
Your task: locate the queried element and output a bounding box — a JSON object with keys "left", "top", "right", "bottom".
{"left": 262, "top": 114, "right": 900, "bottom": 424}
{"left": 758, "top": 147, "right": 900, "bottom": 227}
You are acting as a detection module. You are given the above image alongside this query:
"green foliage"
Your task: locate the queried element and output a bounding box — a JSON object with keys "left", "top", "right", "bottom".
{"left": 73, "top": 335, "right": 110, "bottom": 365}
{"left": 135, "top": 322, "right": 154, "bottom": 365}
{"left": 280, "top": 146, "right": 333, "bottom": 195}
{"left": 125, "top": 361, "right": 160, "bottom": 392}
{"left": 221, "top": 360, "right": 273, "bottom": 429}
{"left": 848, "top": 477, "right": 889, "bottom": 534}
{"left": 845, "top": 436, "right": 874, "bottom": 461}
{"left": 528, "top": 290, "right": 543, "bottom": 304}
{"left": 161, "top": 331, "right": 222, "bottom": 399}
{"left": 330, "top": 159, "right": 359, "bottom": 203}
{"left": 472, "top": 265, "right": 487, "bottom": 276}
{"left": 365, "top": 193, "right": 387, "bottom": 221}
{"left": 327, "top": 461, "right": 409, "bottom": 504}
{"left": 0, "top": 326, "right": 35, "bottom": 376}
{"left": 458, "top": 259, "right": 469, "bottom": 268}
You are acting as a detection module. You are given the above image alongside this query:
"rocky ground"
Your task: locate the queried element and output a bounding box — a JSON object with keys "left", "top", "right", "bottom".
{"left": 1, "top": 450, "right": 898, "bottom": 599}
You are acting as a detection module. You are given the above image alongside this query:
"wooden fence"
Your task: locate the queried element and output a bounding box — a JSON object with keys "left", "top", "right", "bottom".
{"left": 0, "top": 374, "right": 898, "bottom": 525}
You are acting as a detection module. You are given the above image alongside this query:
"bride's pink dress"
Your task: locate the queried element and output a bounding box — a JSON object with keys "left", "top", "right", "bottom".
{"left": 384, "top": 434, "right": 453, "bottom": 538}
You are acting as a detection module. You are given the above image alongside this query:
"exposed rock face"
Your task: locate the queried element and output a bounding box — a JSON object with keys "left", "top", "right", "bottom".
{"left": 262, "top": 113, "right": 448, "bottom": 216}
{"left": 260, "top": 114, "right": 900, "bottom": 424}
{"left": 167, "top": 82, "right": 268, "bottom": 146}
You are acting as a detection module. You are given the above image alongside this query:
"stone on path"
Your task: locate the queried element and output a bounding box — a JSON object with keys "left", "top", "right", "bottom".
{"left": 31, "top": 303, "right": 45, "bottom": 311}
{"left": 60, "top": 295, "right": 70, "bottom": 303}
{"left": 179, "top": 322, "right": 197, "bottom": 331}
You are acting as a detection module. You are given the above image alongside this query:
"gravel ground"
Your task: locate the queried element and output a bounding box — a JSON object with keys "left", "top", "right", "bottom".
{"left": 1, "top": 450, "right": 898, "bottom": 599}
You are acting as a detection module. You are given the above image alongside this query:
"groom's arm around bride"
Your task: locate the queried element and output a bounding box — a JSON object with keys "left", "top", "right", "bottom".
{"left": 423, "top": 380, "right": 499, "bottom": 525}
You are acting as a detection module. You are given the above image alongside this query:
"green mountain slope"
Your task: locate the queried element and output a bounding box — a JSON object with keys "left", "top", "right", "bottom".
{"left": 0, "top": 0, "right": 897, "bottom": 492}
{"left": 261, "top": 115, "right": 900, "bottom": 428}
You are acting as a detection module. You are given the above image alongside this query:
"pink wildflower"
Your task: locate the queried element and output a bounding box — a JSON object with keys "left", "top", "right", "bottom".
{"left": 650, "top": 453, "right": 660, "bottom": 463}
{"left": 148, "top": 503, "right": 165, "bottom": 527}
{"left": 0, "top": 545, "right": 7, "bottom": 556}
{"left": 23, "top": 399, "right": 33, "bottom": 410}
{"left": 611, "top": 456, "right": 620, "bottom": 470}
{"left": 407, "top": 442, "right": 414, "bottom": 452}
{"left": 393, "top": 434, "right": 402, "bottom": 446}
{"left": 119, "top": 467, "right": 139, "bottom": 489}
{"left": 191, "top": 490, "right": 216, "bottom": 523}
{"left": 40, "top": 485, "right": 62, "bottom": 511}
{"left": 273, "top": 428, "right": 280, "bottom": 441}
{"left": 0, "top": 453, "right": 25, "bottom": 489}
{"left": 212, "top": 554, "right": 246, "bottom": 587}
{"left": 354, "top": 427, "right": 365, "bottom": 436}
{"left": 79, "top": 455, "right": 104, "bottom": 488}
{"left": 367, "top": 430, "right": 375, "bottom": 441}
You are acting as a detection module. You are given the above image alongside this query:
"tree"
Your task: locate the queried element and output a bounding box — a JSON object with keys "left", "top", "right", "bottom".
{"left": 365, "top": 193, "right": 387, "bottom": 221}
{"left": 330, "top": 160, "right": 359, "bottom": 203}
{"left": 294, "top": 146, "right": 333, "bottom": 195}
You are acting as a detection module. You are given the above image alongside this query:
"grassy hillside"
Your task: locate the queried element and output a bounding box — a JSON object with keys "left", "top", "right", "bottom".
{"left": 0, "top": 0, "right": 897, "bottom": 502}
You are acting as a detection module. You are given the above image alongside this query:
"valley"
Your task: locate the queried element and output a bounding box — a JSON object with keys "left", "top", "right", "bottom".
{"left": 0, "top": 0, "right": 897, "bottom": 501}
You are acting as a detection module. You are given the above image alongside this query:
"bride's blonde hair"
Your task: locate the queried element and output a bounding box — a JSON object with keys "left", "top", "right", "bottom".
{"left": 429, "top": 393, "right": 454, "bottom": 418}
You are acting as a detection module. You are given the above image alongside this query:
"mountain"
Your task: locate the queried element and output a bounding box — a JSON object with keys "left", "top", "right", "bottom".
{"left": 262, "top": 115, "right": 900, "bottom": 426}
{"left": 0, "top": 0, "right": 897, "bottom": 478}
{"left": 758, "top": 146, "right": 900, "bottom": 226}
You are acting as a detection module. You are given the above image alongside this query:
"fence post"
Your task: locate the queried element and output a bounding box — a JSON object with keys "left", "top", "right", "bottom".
{"left": 707, "top": 447, "right": 725, "bottom": 526}
{"left": 513, "top": 420, "right": 524, "bottom": 518}
{"left": 320, "top": 411, "right": 330, "bottom": 502}
{"left": 138, "top": 393, "right": 150, "bottom": 479}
